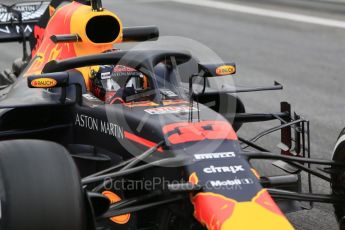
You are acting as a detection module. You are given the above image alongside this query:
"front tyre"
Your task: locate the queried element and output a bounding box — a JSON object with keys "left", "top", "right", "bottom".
{"left": 0, "top": 140, "right": 89, "bottom": 230}
{"left": 332, "top": 128, "right": 345, "bottom": 230}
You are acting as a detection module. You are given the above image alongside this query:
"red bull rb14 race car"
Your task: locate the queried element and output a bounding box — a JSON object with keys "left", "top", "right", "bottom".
{"left": 0, "top": 0, "right": 345, "bottom": 229}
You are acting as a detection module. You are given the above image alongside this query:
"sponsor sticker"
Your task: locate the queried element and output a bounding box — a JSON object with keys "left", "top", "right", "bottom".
{"left": 145, "top": 105, "right": 198, "bottom": 115}
{"left": 215, "top": 65, "right": 236, "bottom": 76}
{"left": 31, "top": 78, "right": 57, "bottom": 88}
{"left": 162, "top": 99, "right": 188, "bottom": 106}
{"left": 160, "top": 89, "right": 178, "bottom": 97}
{"left": 75, "top": 114, "right": 124, "bottom": 139}
{"left": 209, "top": 178, "right": 254, "bottom": 187}
{"left": 194, "top": 152, "right": 235, "bottom": 160}
{"left": 83, "top": 94, "right": 100, "bottom": 101}
{"left": 101, "top": 72, "right": 111, "bottom": 80}
{"left": 203, "top": 165, "right": 244, "bottom": 174}
{"left": 112, "top": 65, "right": 143, "bottom": 77}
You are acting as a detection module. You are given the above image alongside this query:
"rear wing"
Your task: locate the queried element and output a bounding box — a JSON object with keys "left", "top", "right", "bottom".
{"left": 0, "top": 1, "right": 50, "bottom": 42}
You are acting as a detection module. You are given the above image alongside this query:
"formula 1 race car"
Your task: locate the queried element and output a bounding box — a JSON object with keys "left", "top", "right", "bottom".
{"left": 0, "top": 1, "right": 344, "bottom": 230}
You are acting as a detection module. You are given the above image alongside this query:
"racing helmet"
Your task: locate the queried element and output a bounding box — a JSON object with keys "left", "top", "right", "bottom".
{"left": 89, "top": 64, "right": 150, "bottom": 104}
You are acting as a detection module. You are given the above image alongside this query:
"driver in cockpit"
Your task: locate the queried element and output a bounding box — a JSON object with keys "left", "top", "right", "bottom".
{"left": 89, "top": 64, "right": 151, "bottom": 104}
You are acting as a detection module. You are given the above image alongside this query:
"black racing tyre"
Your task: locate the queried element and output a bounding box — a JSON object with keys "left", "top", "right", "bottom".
{"left": 332, "top": 128, "right": 345, "bottom": 230}
{"left": 0, "top": 140, "right": 88, "bottom": 230}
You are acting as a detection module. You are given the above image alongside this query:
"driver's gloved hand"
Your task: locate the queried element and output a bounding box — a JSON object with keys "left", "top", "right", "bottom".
{"left": 0, "top": 69, "right": 16, "bottom": 85}
{"left": 0, "top": 58, "right": 28, "bottom": 86}
{"left": 12, "top": 58, "right": 28, "bottom": 76}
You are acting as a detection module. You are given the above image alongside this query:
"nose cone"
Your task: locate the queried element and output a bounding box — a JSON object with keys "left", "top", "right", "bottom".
{"left": 186, "top": 142, "right": 294, "bottom": 230}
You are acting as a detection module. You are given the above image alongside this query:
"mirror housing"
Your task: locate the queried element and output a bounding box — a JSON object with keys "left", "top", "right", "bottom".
{"left": 198, "top": 63, "right": 236, "bottom": 77}
{"left": 27, "top": 72, "right": 69, "bottom": 89}
{"left": 27, "top": 72, "right": 83, "bottom": 104}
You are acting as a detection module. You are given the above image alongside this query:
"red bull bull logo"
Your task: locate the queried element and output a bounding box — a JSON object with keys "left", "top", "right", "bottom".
{"left": 192, "top": 192, "right": 236, "bottom": 230}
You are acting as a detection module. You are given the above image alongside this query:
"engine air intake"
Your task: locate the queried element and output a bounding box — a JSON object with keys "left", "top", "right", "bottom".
{"left": 86, "top": 15, "right": 121, "bottom": 43}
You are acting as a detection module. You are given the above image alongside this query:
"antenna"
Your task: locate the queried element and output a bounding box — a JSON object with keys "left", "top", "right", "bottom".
{"left": 90, "top": 0, "right": 103, "bottom": 11}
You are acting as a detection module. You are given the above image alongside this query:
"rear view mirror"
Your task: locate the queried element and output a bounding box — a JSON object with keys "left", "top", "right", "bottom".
{"left": 27, "top": 71, "right": 84, "bottom": 104}
{"left": 198, "top": 63, "right": 236, "bottom": 77}
{"left": 189, "top": 63, "right": 237, "bottom": 97}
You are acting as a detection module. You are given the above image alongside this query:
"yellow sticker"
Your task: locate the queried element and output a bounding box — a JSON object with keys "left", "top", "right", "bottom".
{"left": 31, "top": 78, "right": 57, "bottom": 88}
{"left": 216, "top": 65, "right": 236, "bottom": 76}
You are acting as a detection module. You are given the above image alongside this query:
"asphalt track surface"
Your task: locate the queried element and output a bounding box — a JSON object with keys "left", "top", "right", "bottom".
{"left": 0, "top": 0, "right": 345, "bottom": 229}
